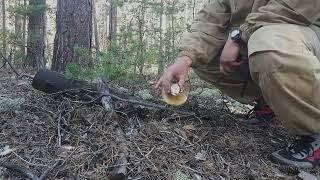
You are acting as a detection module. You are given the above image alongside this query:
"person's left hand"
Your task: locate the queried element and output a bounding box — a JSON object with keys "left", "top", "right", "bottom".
{"left": 220, "top": 38, "right": 243, "bottom": 75}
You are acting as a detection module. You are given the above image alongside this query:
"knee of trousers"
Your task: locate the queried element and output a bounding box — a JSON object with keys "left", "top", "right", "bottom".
{"left": 247, "top": 26, "right": 320, "bottom": 135}
{"left": 247, "top": 24, "right": 315, "bottom": 83}
{"left": 248, "top": 51, "right": 320, "bottom": 135}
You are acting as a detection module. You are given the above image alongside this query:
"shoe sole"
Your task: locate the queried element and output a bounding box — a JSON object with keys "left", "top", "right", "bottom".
{"left": 271, "top": 150, "right": 314, "bottom": 168}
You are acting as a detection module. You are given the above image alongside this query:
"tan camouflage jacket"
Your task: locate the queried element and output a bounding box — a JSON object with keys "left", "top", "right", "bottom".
{"left": 178, "top": 0, "right": 320, "bottom": 68}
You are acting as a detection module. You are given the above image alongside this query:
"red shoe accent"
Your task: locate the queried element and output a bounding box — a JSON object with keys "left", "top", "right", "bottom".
{"left": 307, "top": 148, "right": 320, "bottom": 161}
{"left": 255, "top": 106, "right": 274, "bottom": 116}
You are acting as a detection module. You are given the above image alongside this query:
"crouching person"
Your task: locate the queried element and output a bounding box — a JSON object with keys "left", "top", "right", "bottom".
{"left": 156, "top": 0, "right": 320, "bottom": 168}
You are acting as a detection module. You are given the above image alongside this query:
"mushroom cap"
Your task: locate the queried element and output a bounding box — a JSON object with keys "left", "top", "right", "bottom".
{"left": 162, "top": 84, "right": 188, "bottom": 106}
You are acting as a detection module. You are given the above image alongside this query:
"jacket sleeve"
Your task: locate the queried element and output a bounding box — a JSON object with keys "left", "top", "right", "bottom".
{"left": 240, "top": 0, "right": 320, "bottom": 42}
{"left": 178, "top": 0, "right": 231, "bottom": 68}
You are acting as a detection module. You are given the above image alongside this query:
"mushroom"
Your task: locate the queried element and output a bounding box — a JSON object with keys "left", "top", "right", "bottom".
{"left": 162, "top": 84, "right": 188, "bottom": 106}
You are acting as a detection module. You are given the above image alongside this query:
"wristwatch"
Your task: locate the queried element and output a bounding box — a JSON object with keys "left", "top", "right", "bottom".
{"left": 229, "top": 28, "right": 243, "bottom": 45}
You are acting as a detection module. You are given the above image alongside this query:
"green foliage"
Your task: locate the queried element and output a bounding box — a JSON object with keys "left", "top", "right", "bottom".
{"left": 99, "top": 39, "right": 133, "bottom": 80}
{"left": 65, "top": 63, "right": 81, "bottom": 79}
{"left": 66, "top": 37, "right": 134, "bottom": 81}
{"left": 73, "top": 45, "right": 92, "bottom": 60}
{"left": 8, "top": 4, "right": 47, "bottom": 17}
{"left": 111, "top": 0, "right": 125, "bottom": 8}
{"left": 64, "top": 45, "right": 95, "bottom": 80}
{"left": 65, "top": 63, "right": 96, "bottom": 81}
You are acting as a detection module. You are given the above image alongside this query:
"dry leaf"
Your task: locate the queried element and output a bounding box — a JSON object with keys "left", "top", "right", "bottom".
{"left": 62, "top": 145, "right": 75, "bottom": 151}
{"left": 0, "top": 145, "right": 16, "bottom": 156}
{"left": 192, "top": 173, "right": 202, "bottom": 180}
{"left": 174, "top": 128, "right": 188, "bottom": 141}
{"left": 195, "top": 151, "right": 207, "bottom": 161}
{"left": 183, "top": 125, "right": 195, "bottom": 131}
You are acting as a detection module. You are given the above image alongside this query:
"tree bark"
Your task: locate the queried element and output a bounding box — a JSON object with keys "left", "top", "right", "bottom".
{"left": 51, "top": 0, "right": 93, "bottom": 73}
{"left": 14, "top": 0, "right": 22, "bottom": 37}
{"left": 108, "top": 0, "right": 117, "bottom": 42}
{"left": 22, "top": 0, "right": 27, "bottom": 58}
{"left": 157, "top": 0, "right": 164, "bottom": 75}
{"left": 13, "top": 0, "right": 22, "bottom": 65}
{"left": 93, "top": 0, "right": 100, "bottom": 52}
{"left": 2, "top": 0, "right": 6, "bottom": 57}
{"left": 26, "top": 0, "right": 46, "bottom": 68}
{"left": 138, "top": 3, "right": 146, "bottom": 75}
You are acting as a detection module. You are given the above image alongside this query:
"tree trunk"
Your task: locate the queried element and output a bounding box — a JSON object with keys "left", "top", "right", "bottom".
{"left": 164, "top": 12, "right": 170, "bottom": 64}
{"left": 22, "top": 0, "right": 27, "bottom": 58}
{"left": 138, "top": 19, "right": 144, "bottom": 75}
{"left": 14, "top": 0, "right": 22, "bottom": 36}
{"left": 171, "top": 11, "right": 175, "bottom": 61}
{"left": 2, "top": 0, "right": 6, "bottom": 57}
{"left": 138, "top": 3, "right": 146, "bottom": 75}
{"left": 93, "top": 0, "right": 100, "bottom": 52}
{"left": 108, "top": 0, "right": 117, "bottom": 42}
{"left": 26, "top": 0, "right": 46, "bottom": 68}
{"left": 13, "top": 0, "right": 22, "bottom": 65}
{"left": 51, "top": 0, "right": 93, "bottom": 73}
{"left": 157, "top": 0, "right": 164, "bottom": 75}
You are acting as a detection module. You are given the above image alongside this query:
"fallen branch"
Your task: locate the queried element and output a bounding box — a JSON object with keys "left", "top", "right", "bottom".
{"left": 0, "top": 160, "right": 62, "bottom": 180}
{"left": 31, "top": 69, "right": 196, "bottom": 116}
{"left": 100, "top": 91, "right": 195, "bottom": 116}
{"left": 38, "top": 161, "right": 61, "bottom": 180}
{"left": 0, "top": 51, "right": 20, "bottom": 77}
{"left": 97, "top": 76, "right": 128, "bottom": 180}
{"left": 0, "top": 61, "right": 5, "bottom": 70}
{"left": 111, "top": 118, "right": 129, "bottom": 178}
{"left": 97, "top": 76, "right": 114, "bottom": 112}
{"left": 0, "top": 163, "right": 39, "bottom": 180}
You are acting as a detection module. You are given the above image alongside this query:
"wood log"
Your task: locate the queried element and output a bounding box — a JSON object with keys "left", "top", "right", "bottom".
{"left": 32, "top": 69, "right": 92, "bottom": 94}
{"left": 110, "top": 114, "right": 128, "bottom": 180}
{"left": 97, "top": 76, "right": 128, "bottom": 180}
{"left": 32, "top": 69, "right": 98, "bottom": 102}
{"left": 31, "top": 69, "right": 195, "bottom": 116}
{"left": 97, "top": 76, "right": 114, "bottom": 112}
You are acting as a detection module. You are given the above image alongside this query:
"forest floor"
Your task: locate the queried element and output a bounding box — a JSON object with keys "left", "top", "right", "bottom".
{"left": 0, "top": 69, "right": 319, "bottom": 180}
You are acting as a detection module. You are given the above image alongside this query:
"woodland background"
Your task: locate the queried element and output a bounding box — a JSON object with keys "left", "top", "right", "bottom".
{"left": 0, "top": 0, "right": 210, "bottom": 81}
{"left": 2, "top": 0, "right": 318, "bottom": 179}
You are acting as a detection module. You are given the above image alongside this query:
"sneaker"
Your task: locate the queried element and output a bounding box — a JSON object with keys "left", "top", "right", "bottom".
{"left": 239, "top": 101, "right": 275, "bottom": 126}
{"left": 272, "top": 136, "right": 320, "bottom": 168}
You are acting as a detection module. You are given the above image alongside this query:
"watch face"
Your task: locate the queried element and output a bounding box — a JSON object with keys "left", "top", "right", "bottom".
{"left": 231, "top": 29, "right": 240, "bottom": 38}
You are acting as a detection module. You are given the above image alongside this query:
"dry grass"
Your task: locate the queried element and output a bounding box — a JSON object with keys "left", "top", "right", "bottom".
{"left": 0, "top": 69, "right": 319, "bottom": 179}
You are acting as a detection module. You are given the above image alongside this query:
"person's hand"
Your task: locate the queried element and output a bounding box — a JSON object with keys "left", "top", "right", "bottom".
{"left": 156, "top": 56, "right": 192, "bottom": 94}
{"left": 220, "top": 38, "right": 243, "bottom": 75}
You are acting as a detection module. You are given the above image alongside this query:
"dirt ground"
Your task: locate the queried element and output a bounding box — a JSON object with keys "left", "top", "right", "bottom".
{"left": 0, "top": 69, "right": 319, "bottom": 180}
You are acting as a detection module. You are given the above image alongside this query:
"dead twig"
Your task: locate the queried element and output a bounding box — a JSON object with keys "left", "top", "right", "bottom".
{"left": 57, "top": 113, "right": 62, "bottom": 147}
{"left": 0, "top": 162, "right": 39, "bottom": 180}
{"left": 12, "top": 151, "right": 48, "bottom": 167}
{"left": 43, "top": 85, "right": 195, "bottom": 116}
{"left": 176, "top": 163, "right": 205, "bottom": 175}
{"left": 0, "top": 50, "right": 20, "bottom": 77}
{"left": 38, "top": 160, "right": 62, "bottom": 180}
{"left": 100, "top": 92, "right": 195, "bottom": 116}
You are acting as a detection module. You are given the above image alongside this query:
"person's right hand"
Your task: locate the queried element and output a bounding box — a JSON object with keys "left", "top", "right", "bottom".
{"left": 156, "top": 56, "right": 192, "bottom": 94}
